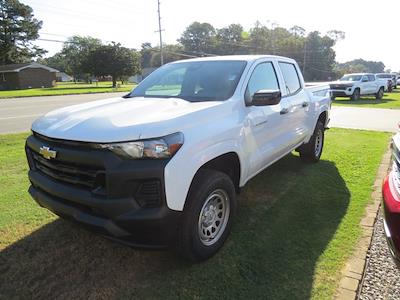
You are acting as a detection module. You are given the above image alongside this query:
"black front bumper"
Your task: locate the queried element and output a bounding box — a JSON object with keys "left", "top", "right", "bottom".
{"left": 331, "top": 91, "right": 349, "bottom": 97}
{"left": 26, "top": 133, "right": 182, "bottom": 248}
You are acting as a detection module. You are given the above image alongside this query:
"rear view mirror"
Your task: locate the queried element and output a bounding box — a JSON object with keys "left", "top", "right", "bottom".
{"left": 251, "top": 90, "right": 281, "bottom": 106}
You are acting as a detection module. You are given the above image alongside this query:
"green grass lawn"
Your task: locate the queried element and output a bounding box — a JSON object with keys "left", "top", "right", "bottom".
{"left": 0, "top": 129, "right": 391, "bottom": 299}
{"left": 0, "top": 81, "right": 135, "bottom": 99}
{"left": 333, "top": 88, "right": 400, "bottom": 109}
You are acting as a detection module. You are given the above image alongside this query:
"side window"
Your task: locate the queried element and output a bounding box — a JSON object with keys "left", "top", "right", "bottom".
{"left": 278, "top": 62, "right": 301, "bottom": 95}
{"left": 368, "top": 75, "right": 375, "bottom": 81}
{"left": 362, "top": 75, "right": 369, "bottom": 82}
{"left": 246, "top": 62, "right": 279, "bottom": 98}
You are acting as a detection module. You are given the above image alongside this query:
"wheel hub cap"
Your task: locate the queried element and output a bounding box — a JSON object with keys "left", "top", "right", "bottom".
{"left": 198, "top": 189, "right": 230, "bottom": 246}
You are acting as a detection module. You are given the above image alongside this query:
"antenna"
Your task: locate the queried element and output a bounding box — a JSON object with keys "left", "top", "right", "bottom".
{"left": 156, "top": 0, "right": 164, "bottom": 65}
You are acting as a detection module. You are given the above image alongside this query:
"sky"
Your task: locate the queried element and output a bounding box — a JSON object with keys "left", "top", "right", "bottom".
{"left": 24, "top": 0, "right": 400, "bottom": 72}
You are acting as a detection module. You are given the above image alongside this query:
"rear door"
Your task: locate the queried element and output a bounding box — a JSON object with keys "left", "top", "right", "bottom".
{"left": 278, "top": 61, "right": 310, "bottom": 146}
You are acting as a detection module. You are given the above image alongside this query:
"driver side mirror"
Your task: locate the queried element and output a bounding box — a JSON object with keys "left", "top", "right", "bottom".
{"left": 251, "top": 90, "right": 282, "bottom": 106}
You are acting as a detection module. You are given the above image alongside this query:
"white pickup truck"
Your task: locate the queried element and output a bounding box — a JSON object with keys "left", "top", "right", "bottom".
{"left": 25, "top": 55, "right": 331, "bottom": 261}
{"left": 330, "top": 73, "right": 386, "bottom": 100}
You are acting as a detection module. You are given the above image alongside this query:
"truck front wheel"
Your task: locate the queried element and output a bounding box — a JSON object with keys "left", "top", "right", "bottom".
{"left": 178, "top": 169, "right": 237, "bottom": 261}
{"left": 351, "top": 88, "right": 360, "bottom": 100}
{"left": 298, "top": 121, "right": 324, "bottom": 162}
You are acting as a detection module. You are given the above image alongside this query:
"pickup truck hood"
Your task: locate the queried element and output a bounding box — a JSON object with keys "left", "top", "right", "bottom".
{"left": 32, "top": 96, "right": 222, "bottom": 143}
{"left": 330, "top": 81, "right": 355, "bottom": 86}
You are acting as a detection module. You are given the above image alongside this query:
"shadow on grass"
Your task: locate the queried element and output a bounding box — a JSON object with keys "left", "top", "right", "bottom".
{"left": 0, "top": 154, "right": 349, "bottom": 299}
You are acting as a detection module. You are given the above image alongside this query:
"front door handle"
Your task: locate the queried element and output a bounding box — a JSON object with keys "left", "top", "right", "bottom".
{"left": 302, "top": 102, "right": 309, "bottom": 107}
{"left": 280, "top": 108, "right": 289, "bottom": 115}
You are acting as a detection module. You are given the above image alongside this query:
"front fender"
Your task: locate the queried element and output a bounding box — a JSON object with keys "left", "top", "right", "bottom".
{"left": 164, "top": 139, "right": 243, "bottom": 211}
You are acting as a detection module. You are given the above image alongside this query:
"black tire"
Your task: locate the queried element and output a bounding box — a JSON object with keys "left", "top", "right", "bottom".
{"left": 375, "top": 87, "right": 384, "bottom": 100}
{"left": 350, "top": 88, "right": 360, "bottom": 100}
{"left": 298, "top": 121, "right": 324, "bottom": 162}
{"left": 177, "top": 169, "right": 237, "bottom": 261}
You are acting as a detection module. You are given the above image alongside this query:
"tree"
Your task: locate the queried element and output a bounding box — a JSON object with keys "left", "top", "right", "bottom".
{"left": 60, "top": 36, "right": 102, "bottom": 81}
{"left": 83, "top": 42, "right": 140, "bottom": 87}
{"left": 140, "top": 42, "right": 153, "bottom": 68}
{"left": 336, "top": 59, "right": 385, "bottom": 75}
{"left": 0, "top": 0, "right": 45, "bottom": 64}
{"left": 38, "top": 52, "right": 67, "bottom": 72}
{"left": 215, "top": 24, "right": 246, "bottom": 55}
{"left": 327, "top": 30, "right": 345, "bottom": 43}
{"left": 178, "top": 22, "right": 217, "bottom": 55}
{"left": 290, "top": 26, "right": 306, "bottom": 37}
{"left": 302, "top": 31, "right": 337, "bottom": 81}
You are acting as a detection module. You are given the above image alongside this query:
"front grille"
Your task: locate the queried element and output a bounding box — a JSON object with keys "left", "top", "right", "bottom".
{"left": 29, "top": 148, "right": 105, "bottom": 190}
{"left": 330, "top": 84, "right": 348, "bottom": 90}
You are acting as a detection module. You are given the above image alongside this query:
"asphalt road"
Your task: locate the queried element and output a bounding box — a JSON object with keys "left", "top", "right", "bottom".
{"left": 1, "top": 93, "right": 399, "bottom": 134}
{"left": 0, "top": 93, "right": 126, "bottom": 134}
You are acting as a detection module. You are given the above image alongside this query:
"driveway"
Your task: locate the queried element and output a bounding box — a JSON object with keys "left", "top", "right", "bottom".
{"left": 329, "top": 106, "right": 400, "bottom": 133}
{"left": 0, "top": 93, "right": 126, "bottom": 134}
{"left": 1, "top": 94, "right": 399, "bottom": 134}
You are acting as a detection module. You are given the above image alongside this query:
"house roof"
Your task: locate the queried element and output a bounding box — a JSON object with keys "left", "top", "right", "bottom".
{"left": 0, "top": 62, "right": 59, "bottom": 73}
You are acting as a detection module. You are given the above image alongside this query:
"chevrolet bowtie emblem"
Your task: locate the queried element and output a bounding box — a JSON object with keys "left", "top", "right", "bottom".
{"left": 39, "top": 146, "right": 57, "bottom": 160}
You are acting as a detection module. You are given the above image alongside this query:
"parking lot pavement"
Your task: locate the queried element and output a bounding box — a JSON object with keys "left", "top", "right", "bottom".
{"left": 1, "top": 94, "right": 400, "bottom": 134}
{"left": 359, "top": 211, "right": 400, "bottom": 299}
{"left": 0, "top": 92, "right": 126, "bottom": 134}
{"left": 330, "top": 106, "right": 400, "bottom": 133}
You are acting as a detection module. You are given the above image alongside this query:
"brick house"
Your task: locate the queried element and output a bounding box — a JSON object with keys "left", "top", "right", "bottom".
{"left": 0, "top": 62, "right": 59, "bottom": 90}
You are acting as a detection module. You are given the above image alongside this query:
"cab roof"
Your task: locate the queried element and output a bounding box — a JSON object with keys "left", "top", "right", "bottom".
{"left": 169, "top": 55, "right": 296, "bottom": 64}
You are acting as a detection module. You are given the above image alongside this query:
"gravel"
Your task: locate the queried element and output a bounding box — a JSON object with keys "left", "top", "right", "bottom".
{"left": 359, "top": 210, "right": 400, "bottom": 300}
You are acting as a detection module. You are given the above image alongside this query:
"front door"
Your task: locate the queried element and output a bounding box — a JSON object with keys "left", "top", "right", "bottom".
{"left": 245, "top": 61, "right": 293, "bottom": 177}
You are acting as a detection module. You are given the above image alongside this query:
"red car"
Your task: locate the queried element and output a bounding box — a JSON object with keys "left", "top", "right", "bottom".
{"left": 382, "top": 135, "right": 400, "bottom": 266}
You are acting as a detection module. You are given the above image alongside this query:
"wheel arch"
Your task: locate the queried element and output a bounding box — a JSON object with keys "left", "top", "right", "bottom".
{"left": 194, "top": 152, "right": 241, "bottom": 193}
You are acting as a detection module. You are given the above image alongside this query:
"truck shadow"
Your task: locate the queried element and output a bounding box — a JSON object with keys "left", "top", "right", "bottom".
{"left": 0, "top": 154, "right": 349, "bottom": 299}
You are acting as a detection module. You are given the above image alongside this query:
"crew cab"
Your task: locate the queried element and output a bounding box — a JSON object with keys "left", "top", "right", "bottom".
{"left": 25, "top": 55, "right": 331, "bottom": 261}
{"left": 330, "top": 73, "right": 386, "bottom": 100}
{"left": 376, "top": 73, "right": 397, "bottom": 90}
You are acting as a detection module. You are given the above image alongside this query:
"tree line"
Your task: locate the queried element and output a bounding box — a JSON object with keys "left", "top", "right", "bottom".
{"left": 39, "top": 37, "right": 140, "bottom": 87}
{"left": 0, "top": 0, "right": 389, "bottom": 84}
{"left": 142, "top": 22, "right": 347, "bottom": 81}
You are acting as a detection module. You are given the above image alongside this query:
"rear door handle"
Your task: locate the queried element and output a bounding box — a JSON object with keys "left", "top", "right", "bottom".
{"left": 280, "top": 108, "right": 289, "bottom": 115}
{"left": 302, "top": 102, "right": 309, "bottom": 107}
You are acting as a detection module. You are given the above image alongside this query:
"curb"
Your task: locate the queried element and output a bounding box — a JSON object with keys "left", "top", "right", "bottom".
{"left": 335, "top": 144, "right": 392, "bottom": 300}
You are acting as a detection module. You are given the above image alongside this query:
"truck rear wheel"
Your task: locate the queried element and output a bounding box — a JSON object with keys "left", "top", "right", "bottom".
{"left": 351, "top": 88, "right": 360, "bottom": 100}
{"left": 299, "top": 121, "right": 324, "bottom": 162}
{"left": 177, "top": 169, "right": 237, "bottom": 261}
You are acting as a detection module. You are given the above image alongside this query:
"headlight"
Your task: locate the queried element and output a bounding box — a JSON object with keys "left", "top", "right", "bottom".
{"left": 100, "top": 132, "right": 184, "bottom": 159}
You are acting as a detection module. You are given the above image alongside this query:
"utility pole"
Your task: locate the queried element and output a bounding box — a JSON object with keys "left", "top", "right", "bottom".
{"left": 156, "top": 0, "right": 164, "bottom": 66}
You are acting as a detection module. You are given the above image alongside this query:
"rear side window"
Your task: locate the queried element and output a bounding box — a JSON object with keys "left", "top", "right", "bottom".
{"left": 246, "top": 62, "right": 280, "bottom": 97}
{"left": 279, "top": 62, "right": 301, "bottom": 95}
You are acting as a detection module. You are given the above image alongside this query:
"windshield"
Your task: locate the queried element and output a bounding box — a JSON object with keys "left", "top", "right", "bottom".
{"left": 340, "top": 75, "right": 362, "bottom": 82}
{"left": 128, "top": 60, "right": 247, "bottom": 102}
